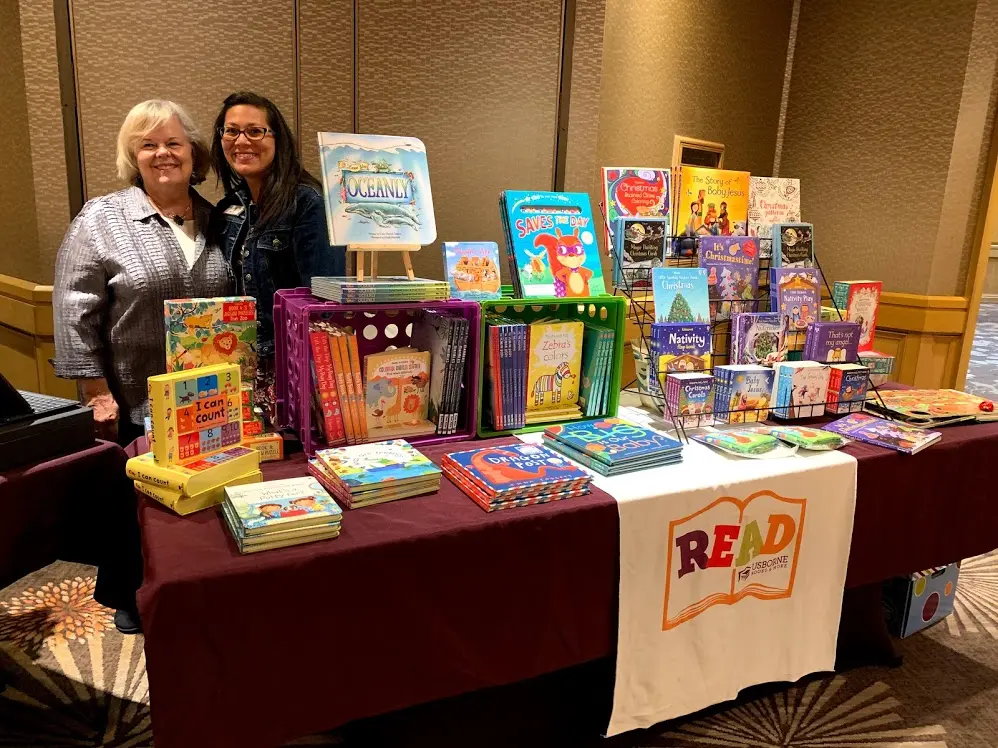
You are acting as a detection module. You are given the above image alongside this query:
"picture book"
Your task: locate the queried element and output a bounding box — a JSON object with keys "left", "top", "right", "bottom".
{"left": 772, "top": 223, "right": 814, "bottom": 267}
{"left": 225, "top": 477, "right": 342, "bottom": 534}
{"left": 804, "top": 321, "right": 861, "bottom": 363}
{"left": 134, "top": 469, "right": 262, "bottom": 516}
{"left": 730, "top": 312, "right": 786, "bottom": 366}
{"left": 364, "top": 349, "right": 435, "bottom": 438}
{"left": 409, "top": 313, "right": 453, "bottom": 430}
{"left": 316, "top": 133, "right": 436, "bottom": 245}
{"left": 526, "top": 320, "right": 584, "bottom": 411}
{"left": 147, "top": 363, "right": 242, "bottom": 465}
{"left": 712, "top": 365, "right": 776, "bottom": 423}
{"left": 674, "top": 167, "right": 750, "bottom": 238}
{"left": 858, "top": 350, "right": 895, "bottom": 385}
{"left": 747, "top": 177, "right": 801, "bottom": 258}
{"left": 309, "top": 322, "right": 346, "bottom": 446}
{"left": 601, "top": 167, "right": 671, "bottom": 224}
{"left": 822, "top": 413, "right": 941, "bottom": 455}
{"left": 443, "top": 443, "right": 590, "bottom": 498}
{"left": 826, "top": 363, "right": 870, "bottom": 415}
{"left": 312, "top": 277, "right": 450, "bottom": 304}
{"left": 125, "top": 446, "right": 260, "bottom": 495}
{"left": 832, "top": 280, "right": 882, "bottom": 352}
{"left": 499, "top": 190, "right": 604, "bottom": 298}
{"left": 442, "top": 242, "right": 502, "bottom": 300}
{"left": 864, "top": 388, "right": 998, "bottom": 426}
{"left": 665, "top": 372, "right": 715, "bottom": 428}
{"left": 651, "top": 323, "right": 712, "bottom": 388}
{"left": 541, "top": 436, "right": 682, "bottom": 477}
{"left": 697, "top": 236, "right": 760, "bottom": 320}
{"left": 314, "top": 439, "right": 441, "bottom": 489}
{"left": 651, "top": 267, "right": 710, "bottom": 324}
{"left": 772, "top": 361, "right": 831, "bottom": 419}
{"left": 613, "top": 217, "right": 669, "bottom": 289}
{"left": 544, "top": 417, "right": 682, "bottom": 466}
{"left": 770, "top": 268, "right": 822, "bottom": 332}
{"left": 165, "top": 297, "right": 257, "bottom": 381}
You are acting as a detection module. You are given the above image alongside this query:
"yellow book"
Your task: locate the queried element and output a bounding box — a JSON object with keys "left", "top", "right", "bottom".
{"left": 674, "top": 166, "right": 750, "bottom": 237}
{"left": 126, "top": 446, "right": 260, "bottom": 495}
{"left": 242, "top": 433, "right": 284, "bottom": 462}
{"left": 364, "top": 349, "right": 435, "bottom": 438}
{"left": 135, "top": 470, "right": 263, "bottom": 515}
{"left": 526, "top": 320, "right": 584, "bottom": 411}
{"left": 147, "top": 363, "right": 243, "bottom": 465}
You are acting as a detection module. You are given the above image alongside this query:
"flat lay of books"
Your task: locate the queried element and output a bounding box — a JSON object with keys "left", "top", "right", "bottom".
{"left": 542, "top": 418, "right": 683, "bottom": 476}
{"left": 311, "top": 277, "right": 450, "bottom": 304}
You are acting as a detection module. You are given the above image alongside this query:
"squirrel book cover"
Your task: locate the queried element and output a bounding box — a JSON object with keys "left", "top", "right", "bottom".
{"left": 526, "top": 320, "right": 584, "bottom": 412}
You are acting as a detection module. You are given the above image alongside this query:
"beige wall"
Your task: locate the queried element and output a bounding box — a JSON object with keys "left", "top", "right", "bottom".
{"left": 779, "top": 0, "right": 998, "bottom": 296}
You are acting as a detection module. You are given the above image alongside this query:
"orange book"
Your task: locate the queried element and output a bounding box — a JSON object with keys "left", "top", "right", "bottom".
{"left": 329, "top": 330, "right": 358, "bottom": 444}
{"left": 346, "top": 333, "right": 368, "bottom": 442}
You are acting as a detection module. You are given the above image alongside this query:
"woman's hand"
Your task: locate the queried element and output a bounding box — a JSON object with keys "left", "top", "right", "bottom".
{"left": 80, "top": 378, "right": 119, "bottom": 441}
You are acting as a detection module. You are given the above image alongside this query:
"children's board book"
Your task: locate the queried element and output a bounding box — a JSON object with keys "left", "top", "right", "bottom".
{"left": 499, "top": 191, "right": 605, "bottom": 298}
{"left": 601, "top": 167, "right": 671, "bottom": 224}
{"left": 822, "top": 413, "right": 941, "bottom": 455}
{"left": 126, "top": 446, "right": 260, "bottom": 495}
{"left": 165, "top": 297, "right": 257, "bottom": 381}
{"left": 443, "top": 443, "right": 590, "bottom": 498}
{"left": 804, "top": 321, "right": 861, "bottom": 363}
{"left": 731, "top": 312, "right": 786, "bottom": 366}
{"left": 770, "top": 268, "right": 822, "bottom": 332}
{"left": 665, "top": 372, "right": 715, "bottom": 428}
{"left": 747, "top": 177, "right": 801, "bottom": 258}
{"left": 651, "top": 267, "right": 710, "bottom": 324}
{"left": 147, "top": 363, "right": 242, "bottom": 465}
{"left": 527, "top": 320, "right": 584, "bottom": 411}
{"left": 772, "top": 223, "right": 814, "bottom": 267}
{"left": 544, "top": 418, "right": 682, "bottom": 466}
{"left": 697, "top": 236, "right": 760, "bottom": 320}
{"left": 674, "top": 167, "right": 750, "bottom": 238}
{"left": 832, "top": 280, "right": 882, "bottom": 352}
{"left": 772, "top": 361, "right": 831, "bottom": 419}
{"left": 651, "top": 323, "right": 711, "bottom": 392}
{"left": 364, "top": 349, "right": 435, "bottom": 438}
{"left": 314, "top": 439, "right": 441, "bottom": 489}
{"left": 134, "top": 469, "right": 262, "bottom": 516}
{"left": 712, "top": 364, "right": 776, "bottom": 423}
{"left": 613, "top": 217, "right": 669, "bottom": 289}
{"left": 317, "top": 133, "right": 436, "bottom": 246}
{"left": 826, "top": 363, "right": 870, "bottom": 415}
{"left": 442, "top": 242, "right": 502, "bottom": 300}
{"left": 864, "top": 388, "right": 998, "bottom": 426}
{"left": 225, "top": 477, "right": 343, "bottom": 534}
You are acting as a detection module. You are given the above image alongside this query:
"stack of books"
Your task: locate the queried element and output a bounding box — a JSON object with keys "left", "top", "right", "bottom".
{"left": 307, "top": 439, "right": 441, "bottom": 509}
{"left": 311, "top": 276, "right": 450, "bottom": 303}
{"left": 864, "top": 388, "right": 997, "bottom": 427}
{"left": 483, "top": 313, "right": 527, "bottom": 430}
{"left": 442, "top": 443, "right": 591, "bottom": 512}
{"left": 822, "top": 413, "right": 941, "bottom": 455}
{"left": 222, "top": 477, "right": 343, "bottom": 554}
{"left": 126, "top": 363, "right": 262, "bottom": 515}
{"left": 543, "top": 418, "right": 683, "bottom": 476}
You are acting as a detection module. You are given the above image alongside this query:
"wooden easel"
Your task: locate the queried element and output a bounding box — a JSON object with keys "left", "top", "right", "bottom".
{"left": 348, "top": 243, "right": 420, "bottom": 282}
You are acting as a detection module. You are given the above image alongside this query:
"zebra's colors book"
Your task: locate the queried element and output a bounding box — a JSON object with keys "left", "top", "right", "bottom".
{"left": 527, "top": 320, "right": 584, "bottom": 414}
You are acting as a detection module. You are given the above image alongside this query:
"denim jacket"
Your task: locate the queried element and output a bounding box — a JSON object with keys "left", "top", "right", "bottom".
{"left": 213, "top": 183, "right": 345, "bottom": 357}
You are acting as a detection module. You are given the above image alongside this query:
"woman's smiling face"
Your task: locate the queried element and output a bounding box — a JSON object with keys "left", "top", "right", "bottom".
{"left": 221, "top": 104, "right": 276, "bottom": 181}
{"left": 135, "top": 116, "right": 193, "bottom": 188}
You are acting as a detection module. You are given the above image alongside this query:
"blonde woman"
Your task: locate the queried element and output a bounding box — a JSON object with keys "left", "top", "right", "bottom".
{"left": 54, "top": 99, "right": 232, "bottom": 447}
{"left": 53, "top": 100, "right": 231, "bottom": 634}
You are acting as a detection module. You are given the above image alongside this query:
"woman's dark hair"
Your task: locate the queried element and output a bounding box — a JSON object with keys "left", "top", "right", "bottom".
{"left": 210, "top": 91, "right": 322, "bottom": 228}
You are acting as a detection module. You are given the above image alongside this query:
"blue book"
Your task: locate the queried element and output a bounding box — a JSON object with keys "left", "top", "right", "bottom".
{"left": 499, "top": 191, "right": 605, "bottom": 298}
{"left": 442, "top": 242, "right": 502, "bottom": 300}
{"left": 443, "top": 443, "right": 590, "bottom": 498}
{"left": 313, "top": 439, "right": 441, "bottom": 489}
{"left": 651, "top": 267, "right": 710, "bottom": 324}
{"left": 544, "top": 418, "right": 682, "bottom": 467}
{"left": 317, "top": 133, "right": 436, "bottom": 246}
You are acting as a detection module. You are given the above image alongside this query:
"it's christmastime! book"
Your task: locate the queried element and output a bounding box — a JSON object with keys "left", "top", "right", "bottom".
{"left": 697, "top": 236, "right": 760, "bottom": 320}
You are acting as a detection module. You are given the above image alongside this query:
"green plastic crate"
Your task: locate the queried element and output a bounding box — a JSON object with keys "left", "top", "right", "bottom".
{"left": 477, "top": 295, "right": 627, "bottom": 438}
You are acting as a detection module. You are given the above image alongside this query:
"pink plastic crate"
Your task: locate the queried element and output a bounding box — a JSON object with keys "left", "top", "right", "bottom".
{"left": 274, "top": 289, "right": 481, "bottom": 456}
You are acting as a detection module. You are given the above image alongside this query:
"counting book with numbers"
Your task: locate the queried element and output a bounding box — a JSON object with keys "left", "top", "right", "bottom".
{"left": 147, "top": 363, "right": 242, "bottom": 465}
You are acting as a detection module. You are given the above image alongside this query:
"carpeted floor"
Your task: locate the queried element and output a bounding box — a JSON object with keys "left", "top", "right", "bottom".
{"left": 965, "top": 303, "right": 998, "bottom": 399}
{"left": 2, "top": 553, "right": 998, "bottom": 746}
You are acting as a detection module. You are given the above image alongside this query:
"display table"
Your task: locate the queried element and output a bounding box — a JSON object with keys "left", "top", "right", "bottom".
{"left": 137, "top": 422, "right": 998, "bottom": 748}
{"left": 0, "top": 439, "right": 126, "bottom": 591}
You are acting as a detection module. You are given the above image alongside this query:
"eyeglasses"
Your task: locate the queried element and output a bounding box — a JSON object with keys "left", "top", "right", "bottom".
{"left": 219, "top": 126, "right": 274, "bottom": 142}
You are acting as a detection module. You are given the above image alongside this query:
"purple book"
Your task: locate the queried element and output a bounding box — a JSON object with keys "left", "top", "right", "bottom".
{"left": 698, "top": 236, "right": 761, "bottom": 321}
{"left": 731, "top": 312, "right": 786, "bottom": 366}
{"left": 804, "top": 321, "right": 861, "bottom": 363}
{"left": 651, "top": 323, "right": 712, "bottom": 373}
{"left": 770, "top": 268, "right": 822, "bottom": 332}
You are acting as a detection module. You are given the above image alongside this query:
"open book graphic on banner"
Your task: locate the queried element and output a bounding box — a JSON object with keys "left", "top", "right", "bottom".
{"left": 662, "top": 490, "right": 806, "bottom": 630}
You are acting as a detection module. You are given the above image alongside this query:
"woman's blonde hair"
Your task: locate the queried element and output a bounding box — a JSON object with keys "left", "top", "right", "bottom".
{"left": 115, "top": 99, "right": 210, "bottom": 186}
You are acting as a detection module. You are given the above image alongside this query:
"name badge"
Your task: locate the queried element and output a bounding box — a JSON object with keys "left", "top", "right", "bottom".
{"left": 224, "top": 205, "right": 245, "bottom": 216}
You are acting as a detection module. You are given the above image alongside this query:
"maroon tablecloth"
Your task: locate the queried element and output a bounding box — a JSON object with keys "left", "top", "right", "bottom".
{"left": 0, "top": 439, "right": 127, "bottom": 590}
{"left": 137, "top": 423, "right": 998, "bottom": 748}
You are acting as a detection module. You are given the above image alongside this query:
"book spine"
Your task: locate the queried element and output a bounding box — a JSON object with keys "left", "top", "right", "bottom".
{"left": 330, "top": 333, "right": 357, "bottom": 444}
{"left": 443, "top": 318, "right": 461, "bottom": 435}
{"left": 436, "top": 317, "right": 454, "bottom": 434}
{"left": 450, "top": 319, "right": 469, "bottom": 434}
{"left": 346, "top": 334, "right": 367, "bottom": 442}
{"left": 310, "top": 331, "right": 346, "bottom": 446}
{"left": 149, "top": 378, "right": 174, "bottom": 464}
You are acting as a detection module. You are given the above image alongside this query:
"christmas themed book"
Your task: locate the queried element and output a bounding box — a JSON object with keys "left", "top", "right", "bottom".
{"left": 224, "top": 477, "right": 343, "bottom": 536}
{"left": 673, "top": 167, "right": 750, "bottom": 238}
{"left": 712, "top": 364, "right": 776, "bottom": 423}
{"left": 526, "top": 320, "right": 584, "bottom": 414}
{"left": 772, "top": 223, "right": 815, "bottom": 267}
{"left": 147, "top": 363, "right": 242, "bottom": 465}
{"left": 499, "top": 190, "right": 604, "bottom": 298}
{"left": 613, "top": 217, "right": 670, "bottom": 289}
{"left": 650, "top": 323, "right": 711, "bottom": 400}
{"left": 442, "top": 443, "right": 590, "bottom": 500}
{"left": 601, "top": 167, "right": 671, "bottom": 226}
{"left": 125, "top": 446, "right": 260, "bottom": 495}
{"left": 697, "top": 236, "right": 761, "bottom": 320}
{"left": 772, "top": 361, "right": 831, "bottom": 419}
{"left": 665, "top": 372, "right": 715, "bottom": 428}
{"left": 730, "top": 312, "right": 786, "bottom": 366}
{"left": 822, "top": 412, "right": 941, "bottom": 454}
{"left": 826, "top": 363, "right": 870, "bottom": 415}
{"left": 364, "top": 348, "right": 435, "bottom": 439}
{"left": 544, "top": 417, "right": 683, "bottom": 467}
{"left": 165, "top": 297, "right": 257, "bottom": 381}
{"left": 651, "top": 267, "right": 710, "bottom": 324}
{"left": 832, "top": 280, "right": 882, "bottom": 352}
{"left": 316, "top": 132, "right": 436, "bottom": 245}
{"left": 803, "top": 321, "right": 861, "bottom": 363}
{"left": 442, "top": 242, "right": 502, "bottom": 300}
{"left": 770, "top": 267, "right": 822, "bottom": 334}
{"left": 747, "top": 177, "right": 801, "bottom": 258}
{"left": 864, "top": 388, "right": 998, "bottom": 426}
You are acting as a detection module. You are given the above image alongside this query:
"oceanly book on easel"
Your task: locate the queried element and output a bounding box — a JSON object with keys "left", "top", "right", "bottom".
{"left": 317, "top": 133, "right": 437, "bottom": 246}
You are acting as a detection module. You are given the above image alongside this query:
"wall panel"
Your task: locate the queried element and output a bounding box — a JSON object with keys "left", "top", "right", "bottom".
{"left": 356, "top": 0, "right": 564, "bottom": 279}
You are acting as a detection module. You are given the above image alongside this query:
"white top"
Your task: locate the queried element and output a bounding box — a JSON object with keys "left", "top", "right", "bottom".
{"left": 164, "top": 217, "right": 198, "bottom": 268}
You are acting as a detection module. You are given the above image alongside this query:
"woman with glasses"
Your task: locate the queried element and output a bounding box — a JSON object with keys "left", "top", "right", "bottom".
{"left": 53, "top": 99, "right": 231, "bottom": 634}
{"left": 210, "top": 92, "right": 345, "bottom": 425}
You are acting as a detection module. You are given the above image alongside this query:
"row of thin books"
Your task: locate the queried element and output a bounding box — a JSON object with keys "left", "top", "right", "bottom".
{"left": 312, "top": 276, "right": 450, "bottom": 304}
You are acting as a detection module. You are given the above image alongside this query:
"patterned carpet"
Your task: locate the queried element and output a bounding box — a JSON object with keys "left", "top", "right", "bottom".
{"left": 965, "top": 303, "right": 998, "bottom": 399}
{"left": 3, "top": 553, "right": 998, "bottom": 746}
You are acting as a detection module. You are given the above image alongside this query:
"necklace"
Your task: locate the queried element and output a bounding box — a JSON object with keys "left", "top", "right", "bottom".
{"left": 148, "top": 194, "right": 193, "bottom": 226}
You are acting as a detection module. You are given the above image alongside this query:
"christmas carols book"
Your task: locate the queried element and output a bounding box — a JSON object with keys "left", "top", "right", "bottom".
{"left": 364, "top": 349, "right": 435, "bottom": 438}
